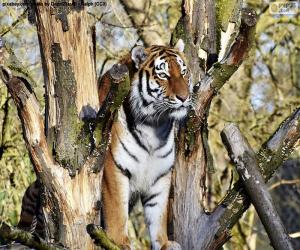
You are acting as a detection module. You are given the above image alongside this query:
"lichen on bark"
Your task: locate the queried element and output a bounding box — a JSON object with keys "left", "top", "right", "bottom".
{"left": 51, "top": 43, "right": 93, "bottom": 176}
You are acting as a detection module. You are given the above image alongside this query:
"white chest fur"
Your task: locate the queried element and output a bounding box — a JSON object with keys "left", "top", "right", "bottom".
{"left": 113, "top": 107, "right": 175, "bottom": 193}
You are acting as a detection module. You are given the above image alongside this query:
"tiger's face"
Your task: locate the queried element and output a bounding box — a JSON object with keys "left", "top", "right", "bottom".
{"left": 130, "top": 41, "right": 192, "bottom": 123}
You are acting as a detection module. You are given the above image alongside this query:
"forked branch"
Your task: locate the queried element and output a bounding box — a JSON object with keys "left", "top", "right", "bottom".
{"left": 222, "top": 124, "right": 294, "bottom": 250}
{"left": 210, "top": 108, "right": 300, "bottom": 248}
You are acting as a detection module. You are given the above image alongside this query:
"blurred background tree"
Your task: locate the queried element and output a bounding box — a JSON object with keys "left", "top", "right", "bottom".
{"left": 0, "top": 0, "right": 299, "bottom": 249}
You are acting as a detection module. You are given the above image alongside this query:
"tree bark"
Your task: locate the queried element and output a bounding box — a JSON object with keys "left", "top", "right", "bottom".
{"left": 169, "top": 2, "right": 257, "bottom": 248}
{"left": 1, "top": 2, "right": 105, "bottom": 249}
{"left": 222, "top": 124, "right": 294, "bottom": 250}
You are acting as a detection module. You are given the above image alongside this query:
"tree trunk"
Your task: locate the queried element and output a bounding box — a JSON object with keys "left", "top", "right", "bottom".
{"left": 27, "top": 2, "right": 101, "bottom": 249}
{"left": 169, "top": 0, "right": 227, "bottom": 247}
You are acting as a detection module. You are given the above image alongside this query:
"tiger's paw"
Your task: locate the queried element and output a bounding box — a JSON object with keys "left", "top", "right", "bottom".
{"left": 120, "top": 244, "right": 132, "bottom": 250}
{"left": 111, "top": 235, "right": 131, "bottom": 250}
{"left": 161, "top": 241, "right": 182, "bottom": 250}
{"left": 118, "top": 238, "right": 132, "bottom": 250}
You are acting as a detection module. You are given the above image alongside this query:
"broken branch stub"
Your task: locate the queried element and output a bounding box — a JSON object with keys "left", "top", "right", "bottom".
{"left": 222, "top": 124, "right": 294, "bottom": 250}
{"left": 87, "top": 224, "right": 121, "bottom": 250}
{"left": 93, "top": 63, "right": 130, "bottom": 173}
{"left": 194, "top": 7, "right": 257, "bottom": 121}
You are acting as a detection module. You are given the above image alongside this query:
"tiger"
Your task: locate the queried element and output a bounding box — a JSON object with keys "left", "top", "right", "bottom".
{"left": 17, "top": 40, "right": 192, "bottom": 250}
{"left": 101, "top": 39, "right": 192, "bottom": 250}
{"left": 18, "top": 179, "right": 45, "bottom": 237}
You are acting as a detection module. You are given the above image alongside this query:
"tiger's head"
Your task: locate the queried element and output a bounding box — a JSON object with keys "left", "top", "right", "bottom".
{"left": 129, "top": 40, "right": 192, "bottom": 124}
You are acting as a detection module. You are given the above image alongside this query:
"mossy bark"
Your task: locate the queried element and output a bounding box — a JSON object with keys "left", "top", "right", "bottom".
{"left": 169, "top": 2, "right": 257, "bottom": 248}
{"left": 30, "top": 2, "right": 102, "bottom": 249}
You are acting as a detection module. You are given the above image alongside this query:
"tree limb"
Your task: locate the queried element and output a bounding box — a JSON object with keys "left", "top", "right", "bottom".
{"left": 209, "top": 108, "right": 300, "bottom": 248}
{"left": 169, "top": 7, "right": 258, "bottom": 248}
{"left": 93, "top": 63, "right": 130, "bottom": 172}
{"left": 0, "top": 66, "right": 62, "bottom": 182}
{"left": 222, "top": 123, "right": 294, "bottom": 250}
{"left": 0, "top": 222, "right": 66, "bottom": 250}
{"left": 86, "top": 224, "right": 120, "bottom": 250}
{"left": 118, "top": 0, "right": 162, "bottom": 47}
{"left": 194, "top": 7, "right": 257, "bottom": 120}
{"left": 0, "top": 10, "right": 28, "bottom": 37}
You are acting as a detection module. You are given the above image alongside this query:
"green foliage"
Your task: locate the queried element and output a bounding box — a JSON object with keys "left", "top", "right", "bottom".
{"left": 0, "top": 85, "right": 35, "bottom": 226}
{"left": 0, "top": 7, "right": 38, "bottom": 227}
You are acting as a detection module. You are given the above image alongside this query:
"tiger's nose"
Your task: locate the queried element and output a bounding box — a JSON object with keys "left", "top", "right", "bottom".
{"left": 175, "top": 94, "right": 188, "bottom": 103}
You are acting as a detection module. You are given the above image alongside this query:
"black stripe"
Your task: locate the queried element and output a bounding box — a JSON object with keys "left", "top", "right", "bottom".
{"left": 158, "top": 50, "right": 166, "bottom": 56}
{"left": 150, "top": 46, "right": 163, "bottom": 52}
{"left": 110, "top": 149, "right": 132, "bottom": 179}
{"left": 166, "top": 51, "right": 180, "bottom": 57}
{"left": 149, "top": 59, "right": 155, "bottom": 68}
{"left": 138, "top": 70, "right": 151, "bottom": 106}
{"left": 130, "top": 128, "right": 149, "bottom": 152}
{"left": 160, "top": 55, "right": 167, "bottom": 60}
{"left": 145, "top": 70, "right": 160, "bottom": 94}
{"left": 144, "top": 202, "right": 157, "bottom": 208}
{"left": 145, "top": 53, "right": 160, "bottom": 70}
{"left": 123, "top": 98, "right": 149, "bottom": 153}
{"left": 25, "top": 189, "right": 38, "bottom": 203}
{"left": 145, "top": 70, "right": 152, "bottom": 95}
{"left": 141, "top": 192, "right": 160, "bottom": 206}
{"left": 154, "top": 141, "right": 167, "bottom": 151}
{"left": 158, "top": 147, "right": 173, "bottom": 158}
{"left": 22, "top": 206, "right": 35, "bottom": 214}
{"left": 145, "top": 70, "right": 160, "bottom": 97}
{"left": 22, "top": 199, "right": 36, "bottom": 208}
{"left": 152, "top": 168, "right": 172, "bottom": 186}
{"left": 116, "top": 133, "right": 139, "bottom": 162}
{"left": 138, "top": 70, "right": 143, "bottom": 93}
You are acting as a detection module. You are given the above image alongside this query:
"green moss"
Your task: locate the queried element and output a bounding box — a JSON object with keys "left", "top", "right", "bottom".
{"left": 211, "top": 63, "right": 238, "bottom": 90}
{"left": 170, "top": 17, "right": 190, "bottom": 47}
{"left": 110, "top": 76, "right": 131, "bottom": 112}
{"left": 216, "top": 0, "right": 242, "bottom": 58}
{"left": 216, "top": 0, "right": 241, "bottom": 31}
{"left": 51, "top": 43, "right": 92, "bottom": 174}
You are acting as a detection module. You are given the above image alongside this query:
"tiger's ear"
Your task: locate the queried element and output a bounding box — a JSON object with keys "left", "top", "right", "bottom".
{"left": 131, "top": 46, "right": 148, "bottom": 69}
{"left": 174, "top": 39, "right": 185, "bottom": 52}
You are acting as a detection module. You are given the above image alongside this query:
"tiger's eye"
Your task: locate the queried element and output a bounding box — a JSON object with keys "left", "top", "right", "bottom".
{"left": 159, "top": 73, "right": 168, "bottom": 79}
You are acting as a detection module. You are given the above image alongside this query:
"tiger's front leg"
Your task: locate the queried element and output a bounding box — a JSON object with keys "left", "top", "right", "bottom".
{"left": 142, "top": 172, "right": 182, "bottom": 250}
{"left": 102, "top": 150, "right": 131, "bottom": 249}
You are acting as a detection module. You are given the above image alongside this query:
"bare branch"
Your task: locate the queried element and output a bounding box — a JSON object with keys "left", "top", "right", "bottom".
{"left": 209, "top": 108, "right": 300, "bottom": 248}
{"left": 0, "top": 10, "right": 28, "bottom": 37}
{"left": 0, "top": 66, "right": 61, "bottom": 181}
{"left": 119, "top": 0, "right": 155, "bottom": 47}
{"left": 269, "top": 179, "right": 300, "bottom": 190}
{"left": 290, "top": 232, "right": 300, "bottom": 239}
{"left": 87, "top": 224, "right": 121, "bottom": 250}
{"left": 222, "top": 123, "right": 294, "bottom": 250}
